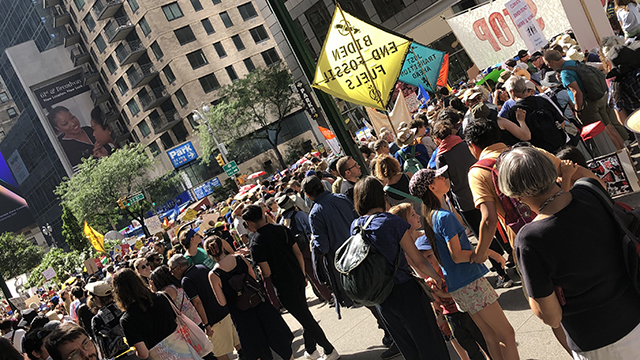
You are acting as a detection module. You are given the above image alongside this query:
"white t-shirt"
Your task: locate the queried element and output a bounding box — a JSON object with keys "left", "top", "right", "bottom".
{"left": 233, "top": 216, "right": 248, "bottom": 236}
{"left": 617, "top": 3, "right": 640, "bottom": 35}
{"left": 4, "top": 328, "right": 26, "bottom": 352}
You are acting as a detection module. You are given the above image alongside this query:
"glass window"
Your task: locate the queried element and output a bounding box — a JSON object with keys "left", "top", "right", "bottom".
{"left": 0, "top": 92, "right": 9, "bottom": 102}
{"left": 305, "top": 1, "right": 332, "bottom": 45}
{"left": 90, "top": 48, "right": 98, "bottom": 62}
{"left": 131, "top": 128, "right": 140, "bottom": 142}
{"left": 243, "top": 58, "right": 255, "bottom": 72}
{"left": 148, "top": 141, "right": 161, "bottom": 156}
{"left": 160, "top": 132, "right": 175, "bottom": 149}
{"left": 105, "top": 56, "right": 118, "bottom": 74}
{"left": 111, "top": 89, "right": 119, "bottom": 104}
{"left": 220, "top": 11, "right": 233, "bottom": 27}
{"left": 226, "top": 65, "right": 238, "bottom": 82}
{"left": 199, "top": 73, "right": 220, "bottom": 93}
{"left": 212, "top": 0, "right": 221, "bottom": 4}
{"left": 186, "top": 49, "right": 209, "bottom": 69}
{"left": 249, "top": 25, "right": 269, "bottom": 43}
{"left": 95, "top": 35, "right": 107, "bottom": 53}
{"left": 231, "top": 35, "right": 245, "bottom": 51}
{"left": 261, "top": 48, "right": 280, "bottom": 67}
{"left": 7, "top": 108, "right": 17, "bottom": 118}
{"left": 138, "top": 120, "right": 151, "bottom": 137}
{"left": 163, "top": 65, "right": 176, "bottom": 83}
{"left": 237, "top": 2, "right": 257, "bottom": 21}
{"left": 150, "top": 41, "right": 164, "bottom": 60}
{"left": 162, "top": 2, "right": 184, "bottom": 21}
{"left": 73, "top": 0, "right": 85, "bottom": 11}
{"left": 174, "top": 26, "right": 196, "bottom": 45}
{"left": 190, "top": 0, "right": 203, "bottom": 11}
{"left": 173, "top": 121, "right": 189, "bottom": 142}
{"left": 128, "top": 0, "right": 139, "bottom": 12}
{"left": 139, "top": 17, "right": 151, "bottom": 36}
{"left": 121, "top": 109, "right": 129, "bottom": 123}
{"left": 213, "top": 42, "right": 226, "bottom": 58}
{"left": 371, "top": 0, "right": 406, "bottom": 23}
{"left": 127, "top": 99, "right": 141, "bottom": 116}
{"left": 187, "top": 114, "right": 199, "bottom": 129}
{"left": 116, "top": 77, "right": 129, "bottom": 95}
{"left": 201, "top": 18, "right": 215, "bottom": 34}
{"left": 175, "top": 89, "right": 188, "bottom": 107}
{"left": 84, "top": 13, "right": 96, "bottom": 32}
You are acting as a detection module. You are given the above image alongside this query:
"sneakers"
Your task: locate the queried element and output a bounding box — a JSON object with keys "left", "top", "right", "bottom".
{"left": 380, "top": 343, "right": 401, "bottom": 359}
{"left": 323, "top": 349, "right": 341, "bottom": 360}
{"left": 496, "top": 276, "right": 514, "bottom": 288}
{"left": 304, "top": 350, "right": 322, "bottom": 360}
{"left": 381, "top": 334, "right": 393, "bottom": 348}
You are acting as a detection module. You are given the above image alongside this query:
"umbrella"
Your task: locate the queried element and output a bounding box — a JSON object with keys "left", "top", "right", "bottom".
{"left": 239, "top": 184, "right": 257, "bottom": 193}
{"left": 104, "top": 230, "right": 124, "bottom": 241}
{"left": 247, "top": 171, "right": 267, "bottom": 179}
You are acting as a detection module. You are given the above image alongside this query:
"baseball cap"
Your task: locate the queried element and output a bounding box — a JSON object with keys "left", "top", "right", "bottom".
{"left": 85, "top": 281, "right": 112, "bottom": 297}
{"left": 408, "top": 166, "right": 449, "bottom": 198}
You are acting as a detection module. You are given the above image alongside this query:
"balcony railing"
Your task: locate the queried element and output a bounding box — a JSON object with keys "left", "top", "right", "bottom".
{"left": 90, "top": 83, "right": 110, "bottom": 105}
{"left": 115, "top": 40, "right": 145, "bottom": 66}
{"left": 63, "top": 24, "right": 80, "bottom": 47}
{"left": 82, "top": 63, "right": 100, "bottom": 85}
{"left": 70, "top": 44, "right": 89, "bottom": 66}
{"left": 139, "top": 86, "right": 170, "bottom": 111}
{"left": 92, "top": 0, "right": 123, "bottom": 21}
{"left": 52, "top": 4, "right": 70, "bottom": 28}
{"left": 150, "top": 110, "right": 181, "bottom": 133}
{"left": 98, "top": 101, "right": 120, "bottom": 124}
{"left": 43, "top": 0, "right": 60, "bottom": 8}
{"left": 104, "top": 16, "right": 134, "bottom": 43}
{"left": 127, "top": 63, "right": 158, "bottom": 88}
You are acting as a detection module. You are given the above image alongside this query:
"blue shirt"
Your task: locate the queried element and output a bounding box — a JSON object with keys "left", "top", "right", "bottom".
{"left": 428, "top": 147, "right": 439, "bottom": 169}
{"left": 498, "top": 98, "right": 516, "bottom": 118}
{"left": 350, "top": 213, "right": 412, "bottom": 284}
{"left": 394, "top": 144, "right": 430, "bottom": 169}
{"left": 431, "top": 209, "right": 488, "bottom": 291}
{"left": 280, "top": 209, "right": 311, "bottom": 236}
{"left": 309, "top": 191, "right": 358, "bottom": 254}
{"left": 560, "top": 60, "right": 585, "bottom": 103}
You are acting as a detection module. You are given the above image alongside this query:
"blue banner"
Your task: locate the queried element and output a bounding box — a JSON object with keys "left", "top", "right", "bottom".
{"left": 167, "top": 141, "right": 198, "bottom": 168}
{"left": 193, "top": 177, "right": 222, "bottom": 200}
{"left": 398, "top": 42, "right": 445, "bottom": 93}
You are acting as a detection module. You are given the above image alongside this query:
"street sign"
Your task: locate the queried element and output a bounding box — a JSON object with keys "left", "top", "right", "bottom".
{"left": 193, "top": 177, "right": 222, "bottom": 200}
{"left": 223, "top": 161, "right": 239, "bottom": 177}
{"left": 127, "top": 193, "right": 144, "bottom": 204}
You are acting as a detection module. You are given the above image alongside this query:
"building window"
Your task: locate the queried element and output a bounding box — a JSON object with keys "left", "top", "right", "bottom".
{"left": 261, "top": 48, "right": 280, "bottom": 67}
{"left": 128, "top": 0, "right": 139, "bottom": 12}
{"left": 111, "top": 88, "right": 119, "bottom": 104}
{"left": 231, "top": 35, "right": 245, "bottom": 51}
{"left": 84, "top": 13, "right": 96, "bottom": 32}
{"left": 95, "top": 35, "right": 107, "bottom": 53}
{"left": 237, "top": 2, "right": 257, "bottom": 21}
{"left": 371, "top": 0, "right": 406, "bottom": 23}
{"left": 212, "top": 0, "right": 221, "bottom": 4}
{"left": 148, "top": 141, "right": 161, "bottom": 156}
{"left": 105, "top": 56, "right": 118, "bottom": 74}
{"left": 73, "top": 0, "right": 85, "bottom": 11}
{"left": 243, "top": 58, "right": 255, "bottom": 72}
{"left": 175, "top": 89, "right": 188, "bottom": 107}
{"left": 187, "top": 114, "right": 199, "bottom": 129}
{"left": 162, "top": 2, "right": 184, "bottom": 21}
{"left": 160, "top": 132, "right": 175, "bottom": 149}
{"left": 131, "top": 129, "right": 140, "bottom": 142}
{"left": 186, "top": 49, "right": 209, "bottom": 69}
{"left": 226, "top": 65, "right": 238, "bottom": 82}
{"left": 199, "top": 73, "right": 220, "bottom": 93}
{"left": 138, "top": 120, "right": 151, "bottom": 137}
{"left": 7, "top": 108, "right": 17, "bottom": 118}
{"left": 163, "top": 65, "right": 176, "bottom": 83}
{"left": 173, "top": 121, "right": 189, "bottom": 142}
{"left": 90, "top": 48, "right": 98, "bottom": 62}
{"left": 249, "top": 25, "right": 269, "bottom": 43}
{"left": 213, "top": 42, "right": 226, "bottom": 58}
{"left": 174, "top": 26, "right": 196, "bottom": 45}
{"left": 127, "top": 99, "right": 141, "bottom": 116}
{"left": 150, "top": 41, "right": 164, "bottom": 60}
{"left": 190, "top": 0, "right": 203, "bottom": 11}
{"left": 220, "top": 11, "right": 233, "bottom": 27}
{"left": 0, "top": 92, "right": 9, "bottom": 102}
{"left": 201, "top": 18, "right": 215, "bottom": 34}
{"left": 121, "top": 109, "right": 129, "bottom": 123}
{"left": 139, "top": 17, "right": 151, "bottom": 36}
{"left": 305, "top": 1, "right": 332, "bottom": 46}
{"left": 116, "top": 77, "right": 129, "bottom": 95}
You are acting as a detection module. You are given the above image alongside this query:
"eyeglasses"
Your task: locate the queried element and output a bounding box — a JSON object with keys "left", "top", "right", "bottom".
{"left": 345, "top": 162, "right": 358, "bottom": 172}
{"left": 138, "top": 263, "right": 149, "bottom": 270}
{"left": 64, "top": 337, "right": 93, "bottom": 360}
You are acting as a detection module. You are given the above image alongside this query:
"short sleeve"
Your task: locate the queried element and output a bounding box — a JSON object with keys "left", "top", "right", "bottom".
{"left": 120, "top": 314, "right": 142, "bottom": 346}
{"left": 250, "top": 240, "right": 267, "bottom": 264}
{"left": 434, "top": 211, "right": 465, "bottom": 243}
{"left": 468, "top": 167, "right": 496, "bottom": 208}
{"left": 514, "top": 230, "right": 555, "bottom": 298}
{"left": 181, "top": 278, "right": 199, "bottom": 300}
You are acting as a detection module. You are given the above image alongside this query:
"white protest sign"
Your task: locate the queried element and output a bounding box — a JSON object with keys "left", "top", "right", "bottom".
{"left": 42, "top": 267, "right": 56, "bottom": 281}
{"left": 145, "top": 215, "right": 163, "bottom": 235}
{"left": 505, "top": 0, "right": 547, "bottom": 53}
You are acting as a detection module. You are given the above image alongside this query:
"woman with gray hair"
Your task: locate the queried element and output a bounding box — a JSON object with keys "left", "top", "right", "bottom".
{"left": 497, "top": 146, "right": 640, "bottom": 359}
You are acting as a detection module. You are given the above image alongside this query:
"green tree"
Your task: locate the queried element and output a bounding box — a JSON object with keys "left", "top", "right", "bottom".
{"left": 61, "top": 205, "right": 88, "bottom": 251}
{"left": 195, "top": 64, "right": 301, "bottom": 169}
{"left": 55, "top": 145, "right": 181, "bottom": 237}
{"left": 0, "top": 232, "right": 44, "bottom": 280}
{"left": 26, "top": 248, "right": 90, "bottom": 287}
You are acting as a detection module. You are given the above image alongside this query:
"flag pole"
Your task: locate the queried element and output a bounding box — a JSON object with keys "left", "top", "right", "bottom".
{"left": 335, "top": 4, "right": 398, "bottom": 137}
{"left": 409, "top": 46, "right": 439, "bottom": 100}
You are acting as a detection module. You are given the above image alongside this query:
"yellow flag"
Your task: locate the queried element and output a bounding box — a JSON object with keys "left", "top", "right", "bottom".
{"left": 84, "top": 221, "right": 106, "bottom": 253}
{"left": 312, "top": 4, "right": 411, "bottom": 110}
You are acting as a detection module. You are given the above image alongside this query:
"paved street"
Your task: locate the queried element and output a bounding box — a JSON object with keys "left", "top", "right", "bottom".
{"left": 278, "top": 266, "right": 571, "bottom": 360}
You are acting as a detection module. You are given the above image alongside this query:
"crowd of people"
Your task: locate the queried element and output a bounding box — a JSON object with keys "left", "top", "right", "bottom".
{"left": 3, "top": 26, "right": 640, "bottom": 360}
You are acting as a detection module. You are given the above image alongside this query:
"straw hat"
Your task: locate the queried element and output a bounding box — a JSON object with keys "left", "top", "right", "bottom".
{"left": 565, "top": 46, "right": 584, "bottom": 62}
{"left": 396, "top": 128, "right": 417, "bottom": 147}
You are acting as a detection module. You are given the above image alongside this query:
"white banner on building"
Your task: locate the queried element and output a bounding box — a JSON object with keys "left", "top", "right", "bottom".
{"left": 446, "top": 0, "right": 571, "bottom": 69}
{"left": 505, "top": 0, "right": 547, "bottom": 53}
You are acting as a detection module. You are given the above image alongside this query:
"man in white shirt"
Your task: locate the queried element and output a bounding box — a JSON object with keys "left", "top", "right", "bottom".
{"left": 1, "top": 318, "right": 26, "bottom": 352}
{"left": 231, "top": 202, "right": 249, "bottom": 245}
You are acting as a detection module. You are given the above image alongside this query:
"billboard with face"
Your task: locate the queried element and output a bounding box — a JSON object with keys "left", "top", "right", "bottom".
{"left": 0, "top": 150, "right": 34, "bottom": 233}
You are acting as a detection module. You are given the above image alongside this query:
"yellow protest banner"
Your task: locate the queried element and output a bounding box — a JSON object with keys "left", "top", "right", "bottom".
{"left": 84, "top": 221, "right": 106, "bottom": 253}
{"left": 312, "top": 4, "right": 411, "bottom": 110}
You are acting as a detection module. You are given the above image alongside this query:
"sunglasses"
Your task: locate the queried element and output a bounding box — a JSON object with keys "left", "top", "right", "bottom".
{"left": 138, "top": 263, "right": 149, "bottom": 270}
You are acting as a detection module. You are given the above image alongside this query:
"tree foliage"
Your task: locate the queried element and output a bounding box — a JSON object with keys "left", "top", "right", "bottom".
{"left": 0, "top": 233, "right": 44, "bottom": 280}
{"left": 195, "top": 64, "right": 301, "bottom": 169}
{"left": 61, "top": 205, "right": 88, "bottom": 251}
{"left": 26, "top": 248, "right": 92, "bottom": 287}
{"left": 55, "top": 145, "right": 181, "bottom": 236}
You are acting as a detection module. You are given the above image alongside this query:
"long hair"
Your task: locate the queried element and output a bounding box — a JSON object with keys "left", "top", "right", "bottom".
{"left": 615, "top": 0, "right": 637, "bottom": 11}
{"left": 149, "top": 266, "right": 181, "bottom": 291}
{"left": 420, "top": 189, "right": 444, "bottom": 265}
{"left": 112, "top": 268, "right": 154, "bottom": 312}
{"left": 204, "top": 235, "right": 229, "bottom": 259}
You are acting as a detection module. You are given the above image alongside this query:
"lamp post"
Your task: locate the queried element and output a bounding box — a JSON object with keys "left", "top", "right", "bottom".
{"left": 41, "top": 223, "right": 56, "bottom": 248}
{"left": 192, "top": 102, "right": 228, "bottom": 164}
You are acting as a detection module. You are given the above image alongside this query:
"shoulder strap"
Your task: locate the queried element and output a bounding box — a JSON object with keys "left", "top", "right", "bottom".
{"left": 383, "top": 185, "right": 422, "bottom": 203}
{"left": 399, "top": 148, "right": 408, "bottom": 161}
{"left": 410, "top": 145, "right": 416, "bottom": 158}
{"left": 160, "top": 291, "right": 181, "bottom": 316}
{"left": 471, "top": 158, "right": 497, "bottom": 171}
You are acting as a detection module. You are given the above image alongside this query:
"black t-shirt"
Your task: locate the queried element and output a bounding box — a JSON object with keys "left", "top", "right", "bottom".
{"left": 250, "top": 223, "right": 305, "bottom": 293}
{"left": 182, "top": 265, "right": 229, "bottom": 325}
{"left": 507, "top": 95, "right": 565, "bottom": 151}
{"left": 515, "top": 185, "right": 640, "bottom": 352}
{"left": 120, "top": 293, "right": 177, "bottom": 349}
{"left": 386, "top": 173, "right": 411, "bottom": 200}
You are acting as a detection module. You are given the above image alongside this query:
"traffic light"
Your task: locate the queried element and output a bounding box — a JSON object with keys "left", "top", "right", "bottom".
{"left": 117, "top": 198, "right": 125, "bottom": 210}
{"left": 216, "top": 154, "right": 225, "bottom": 166}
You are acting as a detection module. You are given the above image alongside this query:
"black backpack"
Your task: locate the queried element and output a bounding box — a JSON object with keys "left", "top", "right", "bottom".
{"left": 521, "top": 97, "right": 566, "bottom": 153}
{"left": 562, "top": 62, "right": 607, "bottom": 101}
{"left": 215, "top": 256, "right": 265, "bottom": 311}
{"left": 334, "top": 214, "right": 401, "bottom": 306}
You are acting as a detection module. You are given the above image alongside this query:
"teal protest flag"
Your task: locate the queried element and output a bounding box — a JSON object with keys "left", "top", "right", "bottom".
{"left": 398, "top": 42, "right": 445, "bottom": 93}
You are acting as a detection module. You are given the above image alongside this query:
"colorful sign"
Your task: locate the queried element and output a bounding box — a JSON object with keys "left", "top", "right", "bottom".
{"left": 312, "top": 4, "right": 411, "bottom": 110}
{"left": 398, "top": 42, "right": 445, "bottom": 92}
{"left": 84, "top": 221, "right": 106, "bottom": 253}
{"left": 193, "top": 177, "right": 222, "bottom": 200}
{"left": 167, "top": 142, "right": 198, "bottom": 168}
{"left": 505, "top": 0, "right": 547, "bottom": 53}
